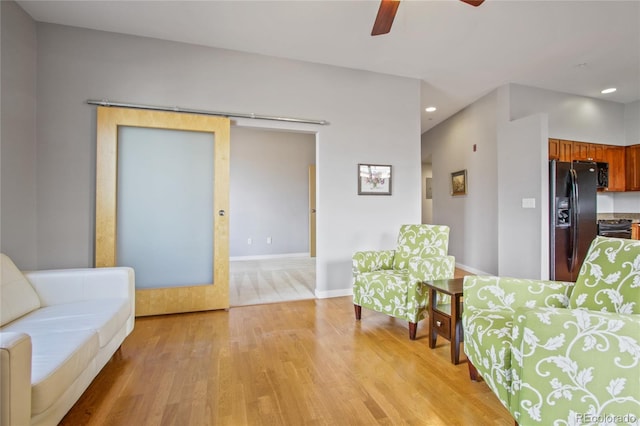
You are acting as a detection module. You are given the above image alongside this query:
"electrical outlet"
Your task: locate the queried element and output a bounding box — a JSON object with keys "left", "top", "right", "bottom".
{"left": 266, "top": 237, "right": 272, "bottom": 244}
{"left": 247, "top": 238, "right": 252, "bottom": 245}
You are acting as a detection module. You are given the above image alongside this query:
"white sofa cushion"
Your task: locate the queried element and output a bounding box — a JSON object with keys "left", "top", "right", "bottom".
{"left": 0, "top": 254, "right": 41, "bottom": 326}
{"left": 28, "top": 330, "right": 98, "bottom": 416}
{"left": 2, "top": 299, "right": 131, "bottom": 348}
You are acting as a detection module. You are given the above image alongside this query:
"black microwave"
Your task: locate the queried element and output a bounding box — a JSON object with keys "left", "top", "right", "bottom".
{"left": 596, "top": 161, "right": 609, "bottom": 189}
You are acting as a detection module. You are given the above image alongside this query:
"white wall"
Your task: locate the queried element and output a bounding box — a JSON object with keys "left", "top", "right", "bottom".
{"left": 497, "top": 113, "right": 548, "bottom": 278}
{"left": 597, "top": 192, "right": 640, "bottom": 214}
{"left": 28, "top": 22, "right": 421, "bottom": 296}
{"left": 229, "top": 127, "right": 315, "bottom": 257}
{"left": 421, "top": 90, "right": 499, "bottom": 275}
{"left": 0, "top": 1, "right": 38, "bottom": 268}
{"left": 510, "top": 84, "right": 626, "bottom": 145}
{"left": 625, "top": 100, "right": 640, "bottom": 144}
{"left": 597, "top": 193, "right": 616, "bottom": 213}
{"left": 611, "top": 192, "right": 640, "bottom": 213}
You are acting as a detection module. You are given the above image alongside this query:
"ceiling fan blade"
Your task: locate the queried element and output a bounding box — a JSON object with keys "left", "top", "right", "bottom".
{"left": 371, "top": 0, "right": 401, "bottom": 36}
{"left": 460, "top": 0, "right": 485, "bottom": 6}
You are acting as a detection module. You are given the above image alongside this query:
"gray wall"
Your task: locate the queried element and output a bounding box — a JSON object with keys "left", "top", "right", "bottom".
{"left": 423, "top": 83, "right": 640, "bottom": 279}
{"left": 421, "top": 90, "right": 499, "bottom": 275}
{"left": 3, "top": 10, "right": 421, "bottom": 297}
{"left": 229, "top": 127, "right": 315, "bottom": 257}
{"left": 0, "top": 1, "right": 38, "bottom": 268}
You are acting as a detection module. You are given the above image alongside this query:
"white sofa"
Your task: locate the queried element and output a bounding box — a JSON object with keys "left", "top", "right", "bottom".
{"left": 0, "top": 253, "right": 135, "bottom": 426}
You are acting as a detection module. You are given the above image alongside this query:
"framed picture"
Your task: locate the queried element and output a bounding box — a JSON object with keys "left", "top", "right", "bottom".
{"left": 451, "top": 169, "right": 467, "bottom": 196}
{"left": 425, "top": 177, "right": 432, "bottom": 199}
{"left": 358, "top": 164, "right": 392, "bottom": 195}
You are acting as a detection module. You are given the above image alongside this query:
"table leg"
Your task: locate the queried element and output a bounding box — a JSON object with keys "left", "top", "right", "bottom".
{"left": 450, "top": 293, "right": 460, "bottom": 364}
{"left": 428, "top": 288, "right": 437, "bottom": 348}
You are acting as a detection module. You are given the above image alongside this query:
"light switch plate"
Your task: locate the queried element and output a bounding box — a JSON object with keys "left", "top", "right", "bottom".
{"left": 522, "top": 198, "right": 536, "bottom": 209}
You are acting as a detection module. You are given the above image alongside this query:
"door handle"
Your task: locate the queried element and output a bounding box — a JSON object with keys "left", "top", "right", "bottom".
{"left": 569, "top": 169, "right": 579, "bottom": 273}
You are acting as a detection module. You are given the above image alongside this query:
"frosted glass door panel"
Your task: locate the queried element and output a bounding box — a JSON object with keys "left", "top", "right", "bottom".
{"left": 117, "top": 126, "right": 214, "bottom": 289}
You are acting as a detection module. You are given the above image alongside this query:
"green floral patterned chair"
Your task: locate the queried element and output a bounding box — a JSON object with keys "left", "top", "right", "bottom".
{"left": 463, "top": 236, "right": 640, "bottom": 425}
{"left": 352, "top": 224, "right": 455, "bottom": 340}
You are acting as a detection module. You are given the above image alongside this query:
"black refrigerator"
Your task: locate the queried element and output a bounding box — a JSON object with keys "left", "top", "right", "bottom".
{"left": 549, "top": 160, "right": 598, "bottom": 281}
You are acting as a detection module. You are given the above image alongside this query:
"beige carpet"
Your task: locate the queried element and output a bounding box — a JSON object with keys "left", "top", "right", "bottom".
{"left": 229, "top": 256, "right": 316, "bottom": 307}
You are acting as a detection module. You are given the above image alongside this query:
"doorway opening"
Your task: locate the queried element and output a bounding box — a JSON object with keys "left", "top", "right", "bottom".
{"left": 229, "top": 126, "right": 317, "bottom": 307}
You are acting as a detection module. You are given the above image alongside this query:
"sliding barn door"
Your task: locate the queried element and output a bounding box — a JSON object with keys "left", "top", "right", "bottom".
{"left": 95, "top": 106, "right": 230, "bottom": 316}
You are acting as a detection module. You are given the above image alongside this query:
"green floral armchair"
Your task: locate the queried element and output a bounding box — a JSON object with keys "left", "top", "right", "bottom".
{"left": 352, "top": 224, "right": 455, "bottom": 340}
{"left": 463, "top": 236, "right": 640, "bottom": 425}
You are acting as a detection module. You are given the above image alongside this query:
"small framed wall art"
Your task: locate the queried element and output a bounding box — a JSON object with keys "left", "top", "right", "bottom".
{"left": 451, "top": 169, "right": 467, "bottom": 196}
{"left": 358, "top": 163, "right": 392, "bottom": 195}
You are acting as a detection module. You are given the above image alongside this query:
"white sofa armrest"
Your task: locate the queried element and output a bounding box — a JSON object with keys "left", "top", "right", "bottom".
{"left": 0, "top": 332, "right": 32, "bottom": 426}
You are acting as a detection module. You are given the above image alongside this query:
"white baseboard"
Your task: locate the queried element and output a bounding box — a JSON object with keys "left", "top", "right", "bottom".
{"left": 230, "top": 252, "right": 311, "bottom": 261}
{"left": 315, "top": 288, "right": 353, "bottom": 299}
{"left": 456, "top": 262, "right": 490, "bottom": 276}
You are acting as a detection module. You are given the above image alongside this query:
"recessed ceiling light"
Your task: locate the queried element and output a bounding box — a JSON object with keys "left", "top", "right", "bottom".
{"left": 425, "top": 106, "right": 437, "bottom": 112}
{"left": 601, "top": 88, "right": 617, "bottom": 94}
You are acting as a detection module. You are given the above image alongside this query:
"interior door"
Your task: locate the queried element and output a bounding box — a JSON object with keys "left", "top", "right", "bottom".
{"left": 95, "top": 106, "right": 230, "bottom": 316}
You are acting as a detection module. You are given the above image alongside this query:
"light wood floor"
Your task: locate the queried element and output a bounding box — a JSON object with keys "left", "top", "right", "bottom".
{"left": 229, "top": 257, "right": 315, "bottom": 307}
{"left": 59, "top": 294, "right": 512, "bottom": 425}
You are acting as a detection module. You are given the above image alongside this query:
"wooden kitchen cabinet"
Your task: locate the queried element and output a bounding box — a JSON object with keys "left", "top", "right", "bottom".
{"left": 604, "top": 145, "right": 626, "bottom": 192}
{"left": 626, "top": 145, "right": 640, "bottom": 191}
{"left": 573, "top": 142, "right": 590, "bottom": 160}
{"left": 632, "top": 223, "right": 640, "bottom": 240}
{"left": 559, "top": 140, "right": 573, "bottom": 162}
{"left": 573, "top": 141, "right": 605, "bottom": 161}
{"left": 549, "top": 139, "right": 560, "bottom": 160}
{"left": 548, "top": 138, "right": 632, "bottom": 192}
{"left": 588, "top": 143, "right": 605, "bottom": 161}
{"left": 549, "top": 139, "right": 607, "bottom": 163}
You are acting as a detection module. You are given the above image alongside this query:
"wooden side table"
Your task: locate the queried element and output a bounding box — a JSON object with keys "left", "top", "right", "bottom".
{"left": 425, "top": 277, "right": 465, "bottom": 365}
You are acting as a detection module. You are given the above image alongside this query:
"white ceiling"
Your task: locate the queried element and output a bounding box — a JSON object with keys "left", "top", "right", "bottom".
{"left": 17, "top": 0, "right": 640, "bottom": 133}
